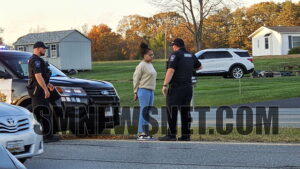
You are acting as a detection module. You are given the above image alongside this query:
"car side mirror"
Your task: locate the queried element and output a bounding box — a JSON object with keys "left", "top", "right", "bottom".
{"left": 0, "top": 71, "right": 12, "bottom": 79}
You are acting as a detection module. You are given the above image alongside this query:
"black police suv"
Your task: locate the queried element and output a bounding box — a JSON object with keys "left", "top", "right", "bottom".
{"left": 0, "top": 50, "right": 120, "bottom": 135}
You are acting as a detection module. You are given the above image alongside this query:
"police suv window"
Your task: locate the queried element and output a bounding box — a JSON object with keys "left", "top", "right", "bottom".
{"left": 4, "top": 58, "right": 28, "bottom": 77}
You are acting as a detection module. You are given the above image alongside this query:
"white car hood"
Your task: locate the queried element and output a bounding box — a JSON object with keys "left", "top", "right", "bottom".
{"left": 0, "top": 102, "right": 30, "bottom": 117}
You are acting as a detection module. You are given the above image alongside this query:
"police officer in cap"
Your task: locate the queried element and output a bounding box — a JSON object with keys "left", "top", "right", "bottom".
{"left": 159, "top": 38, "right": 202, "bottom": 141}
{"left": 27, "top": 41, "right": 60, "bottom": 143}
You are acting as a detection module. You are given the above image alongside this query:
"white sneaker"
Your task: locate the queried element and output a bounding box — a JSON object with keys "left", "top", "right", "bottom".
{"left": 137, "top": 135, "right": 147, "bottom": 141}
{"left": 137, "top": 135, "right": 156, "bottom": 141}
{"left": 144, "top": 135, "right": 156, "bottom": 141}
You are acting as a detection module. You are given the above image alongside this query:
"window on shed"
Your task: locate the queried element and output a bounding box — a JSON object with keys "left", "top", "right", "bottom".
{"left": 264, "top": 33, "right": 271, "bottom": 50}
{"left": 50, "top": 44, "right": 57, "bottom": 58}
{"left": 17, "top": 46, "right": 25, "bottom": 51}
{"left": 292, "top": 36, "right": 300, "bottom": 48}
{"left": 265, "top": 37, "right": 269, "bottom": 49}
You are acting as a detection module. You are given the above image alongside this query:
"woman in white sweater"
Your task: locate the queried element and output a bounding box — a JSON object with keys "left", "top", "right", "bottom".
{"left": 133, "top": 42, "right": 157, "bottom": 141}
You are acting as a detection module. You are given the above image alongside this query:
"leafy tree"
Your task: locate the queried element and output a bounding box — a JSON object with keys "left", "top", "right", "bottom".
{"left": 203, "top": 7, "right": 232, "bottom": 49}
{"left": 246, "top": 2, "right": 280, "bottom": 27}
{"left": 151, "top": 12, "right": 186, "bottom": 35}
{"left": 150, "top": 0, "right": 236, "bottom": 51}
{"left": 117, "top": 12, "right": 186, "bottom": 59}
{"left": 276, "top": 1, "right": 300, "bottom": 26}
{"left": 117, "top": 15, "right": 151, "bottom": 39}
{"left": 149, "top": 33, "right": 165, "bottom": 58}
{"left": 87, "top": 24, "right": 126, "bottom": 61}
{"left": 170, "top": 23, "right": 196, "bottom": 52}
{"left": 201, "top": 1, "right": 300, "bottom": 51}
{"left": 117, "top": 15, "right": 151, "bottom": 59}
{"left": 228, "top": 8, "right": 250, "bottom": 49}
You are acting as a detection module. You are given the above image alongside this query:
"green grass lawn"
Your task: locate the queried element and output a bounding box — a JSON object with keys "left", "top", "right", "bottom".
{"left": 62, "top": 127, "right": 300, "bottom": 143}
{"left": 73, "top": 58, "right": 300, "bottom": 107}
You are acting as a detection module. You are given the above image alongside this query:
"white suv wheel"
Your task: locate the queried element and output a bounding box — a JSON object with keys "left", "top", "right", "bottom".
{"left": 231, "top": 67, "right": 244, "bottom": 79}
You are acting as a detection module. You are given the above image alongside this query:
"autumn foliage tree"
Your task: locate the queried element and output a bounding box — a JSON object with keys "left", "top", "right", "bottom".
{"left": 88, "top": 24, "right": 126, "bottom": 61}
{"left": 117, "top": 12, "right": 187, "bottom": 59}
{"left": 203, "top": 1, "right": 300, "bottom": 51}
{"left": 87, "top": 1, "right": 300, "bottom": 61}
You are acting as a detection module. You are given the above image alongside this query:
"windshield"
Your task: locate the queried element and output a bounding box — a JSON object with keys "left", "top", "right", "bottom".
{"left": 4, "top": 58, "right": 67, "bottom": 78}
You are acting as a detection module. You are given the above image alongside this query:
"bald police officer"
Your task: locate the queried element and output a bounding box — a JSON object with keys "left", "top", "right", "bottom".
{"left": 27, "top": 41, "right": 59, "bottom": 143}
{"left": 159, "top": 38, "right": 202, "bottom": 141}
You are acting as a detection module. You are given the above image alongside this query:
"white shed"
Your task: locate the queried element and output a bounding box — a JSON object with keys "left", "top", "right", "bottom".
{"left": 13, "top": 30, "right": 92, "bottom": 71}
{"left": 248, "top": 26, "right": 300, "bottom": 56}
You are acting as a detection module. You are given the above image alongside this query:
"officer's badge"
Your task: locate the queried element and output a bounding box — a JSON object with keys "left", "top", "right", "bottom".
{"left": 170, "top": 55, "right": 176, "bottom": 61}
{"left": 35, "top": 61, "right": 41, "bottom": 68}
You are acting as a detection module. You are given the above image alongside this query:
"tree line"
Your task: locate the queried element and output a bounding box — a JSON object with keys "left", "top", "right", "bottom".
{"left": 1, "top": 1, "right": 299, "bottom": 60}
{"left": 88, "top": 1, "right": 299, "bottom": 61}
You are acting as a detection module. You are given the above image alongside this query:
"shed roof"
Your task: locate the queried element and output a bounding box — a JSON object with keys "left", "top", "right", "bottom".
{"left": 266, "top": 26, "right": 300, "bottom": 33}
{"left": 249, "top": 26, "right": 300, "bottom": 38}
{"left": 14, "top": 30, "right": 89, "bottom": 46}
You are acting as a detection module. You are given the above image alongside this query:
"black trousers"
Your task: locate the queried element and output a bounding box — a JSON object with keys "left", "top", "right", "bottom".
{"left": 166, "top": 84, "right": 193, "bottom": 137}
{"left": 31, "top": 88, "right": 54, "bottom": 139}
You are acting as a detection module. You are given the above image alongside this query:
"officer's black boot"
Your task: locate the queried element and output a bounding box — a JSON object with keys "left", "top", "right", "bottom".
{"left": 158, "top": 129, "right": 176, "bottom": 141}
{"left": 177, "top": 136, "right": 191, "bottom": 141}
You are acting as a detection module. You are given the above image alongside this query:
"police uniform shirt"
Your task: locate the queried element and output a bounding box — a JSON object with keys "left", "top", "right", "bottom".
{"left": 167, "top": 48, "right": 201, "bottom": 85}
{"left": 28, "top": 54, "right": 50, "bottom": 86}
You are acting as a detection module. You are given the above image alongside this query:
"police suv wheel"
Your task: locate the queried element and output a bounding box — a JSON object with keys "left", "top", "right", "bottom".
{"left": 231, "top": 66, "right": 244, "bottom": 79}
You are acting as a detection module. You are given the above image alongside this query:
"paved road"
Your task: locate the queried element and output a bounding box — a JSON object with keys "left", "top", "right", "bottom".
{"left": 231, "top": 97, "right": 300, "bottom": 108}
{"left": 106, "top": 97, "right": 300, "bottom": 129}
{"left": 25, "top": 140, "right": 300, "bottom": 169}
{"left": 135, "top": 107, "right": 300, "bottom": 128}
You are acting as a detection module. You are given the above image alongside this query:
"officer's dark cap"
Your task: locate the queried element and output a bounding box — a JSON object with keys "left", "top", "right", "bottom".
{"left": 33, "top": 41, "right": 49, "bottom": 49}
{"left": 170, "top": 38, "right": 185, "bottom": 48}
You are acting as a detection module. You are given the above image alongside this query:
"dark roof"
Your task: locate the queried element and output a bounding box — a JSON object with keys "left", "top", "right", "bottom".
{"left": 13, "top": 30, "right": 88, "bottom": 46}
{"left": 266, "top": 26, "right": 300, "bottom": 33}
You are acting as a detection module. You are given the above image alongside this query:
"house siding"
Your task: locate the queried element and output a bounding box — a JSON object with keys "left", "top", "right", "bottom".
{"left": 251, "top": 27, "right": 300, "bottom": 56}
{"left": 13, "top": 30, "right": 91, "bottom": 70}
{"left": 59, "top": 32, "right": 91, "bottom": 70}
{"left": 252, "top": 29, "right": 270, "bottom": 56}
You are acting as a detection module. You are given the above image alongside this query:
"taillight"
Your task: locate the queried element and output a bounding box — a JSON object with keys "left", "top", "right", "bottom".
{"left": 247, "top": 58, "right": 253, "bottom": 62}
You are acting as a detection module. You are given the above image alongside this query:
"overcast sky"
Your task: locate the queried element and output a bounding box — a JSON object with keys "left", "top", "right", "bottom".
{"left": 0, "top": 0, "right": 295, "bottom": 45}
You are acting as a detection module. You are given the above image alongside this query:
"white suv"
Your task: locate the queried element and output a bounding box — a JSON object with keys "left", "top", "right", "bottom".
{"left": 0, "top": 102, "right": 44, "bottom": 163}
{"left": 194, "top": 48, "right": 254, "bottom": 78}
